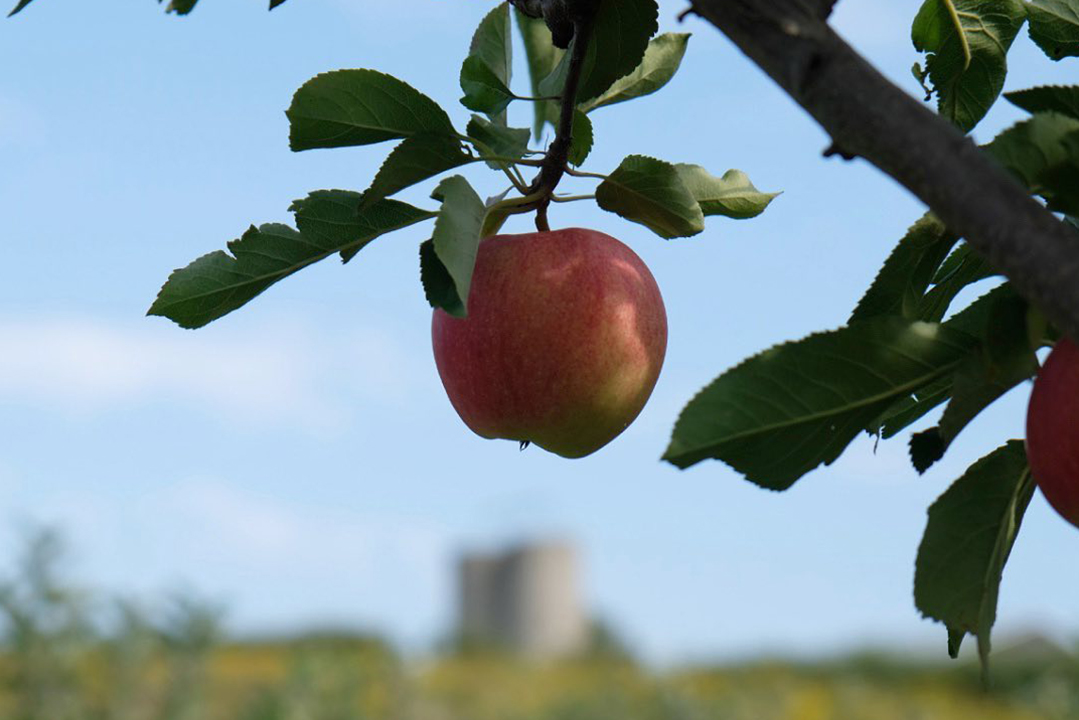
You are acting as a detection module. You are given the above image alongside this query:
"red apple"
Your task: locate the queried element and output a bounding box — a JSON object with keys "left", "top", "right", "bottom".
{"left": 431, "top": 227, "right": 667, "bottom": 458}
{"left": 1026, "top": 337, "right": 1079, "bottom": 528}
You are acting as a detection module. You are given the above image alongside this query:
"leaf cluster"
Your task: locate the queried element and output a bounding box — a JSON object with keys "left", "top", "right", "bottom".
{"left": 149, "top": 0, "right": 778, "bottom": 328}
{"left": 665, "top": 0, "right": 1079, "bottom": 674}
{"left": 911, "top": 0, "right": 1078, "bottom": 133}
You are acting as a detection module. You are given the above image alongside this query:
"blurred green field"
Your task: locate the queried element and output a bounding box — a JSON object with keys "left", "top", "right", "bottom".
{"left": 3, "top": 530, "right": 1078, "bottom": 720}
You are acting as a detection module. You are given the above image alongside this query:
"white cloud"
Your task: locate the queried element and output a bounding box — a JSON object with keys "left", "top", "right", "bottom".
{"left": 0, "top": 314, "right": 424, "bottom": 434}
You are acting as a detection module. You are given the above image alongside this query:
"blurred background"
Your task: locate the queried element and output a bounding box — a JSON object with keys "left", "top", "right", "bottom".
{"left": 3, "top": 527, "right": 1079, "bottom": 720}
{"left": 2, "top": 0, "right": 1079, "bottom": 718}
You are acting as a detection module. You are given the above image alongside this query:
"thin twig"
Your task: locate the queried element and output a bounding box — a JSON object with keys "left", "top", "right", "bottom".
{"left": 525, "top": 1, "right": 600, "bottom": 210}
{"left": 565, "top": 167, "right": 608, "bottom": 181}
{"left": 510, "top": 164, "right": 529, "bottom": 189}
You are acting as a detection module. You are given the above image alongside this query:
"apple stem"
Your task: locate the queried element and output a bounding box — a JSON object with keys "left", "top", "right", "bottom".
{"left": 535, "top": 204, "right": 551, "bottom": 232}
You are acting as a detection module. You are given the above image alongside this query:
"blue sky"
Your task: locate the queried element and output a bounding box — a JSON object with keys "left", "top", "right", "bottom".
{"left": 1, "top": 0, "right": 1077, "bottom": 663}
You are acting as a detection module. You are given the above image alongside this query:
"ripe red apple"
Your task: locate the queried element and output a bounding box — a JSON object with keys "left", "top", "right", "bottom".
{"left": 1026, "top": 337, "right": 1079, "bottom": 528}
{"left": 431, "top": 227, "right": 667, "bottom": 458}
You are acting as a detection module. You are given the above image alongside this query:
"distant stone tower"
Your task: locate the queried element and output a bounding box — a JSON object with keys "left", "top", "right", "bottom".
{"left": 457, "top": 541, "right": 586, "bottom": 658}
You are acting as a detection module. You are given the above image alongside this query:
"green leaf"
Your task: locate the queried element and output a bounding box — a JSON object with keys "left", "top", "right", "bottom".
{"left": 870, "top": 283, "right": 1016, "bottom": 438}
{"left": 466, "top": 115, "right": 531, "bottom": 169}
{"left": 914, "top": 441, "right": 1034, "bottom": 668}
{"left": 7, "top": 0, "right": 34, "bottom": 16}
{"left": 290, "top": 190, "right": 437, "bottom": 264}
{"left": 911, "top": 0, "right": 1027, "bottom": 133}
{"left": 287, "top": 70, "right": 455, "bottom": 152}
{"left": 1027, "top": 0, "right": 1079, "bottom": 60}
{"left": 146, "top": 227, "right": 301, "bottom": 329}
{"left": 910, "top": 292, "right": 1037, "bottom": 472}
{"left": 466, "top": 3, "right": 513, "bottom": 125}
{"left": 469, "top": 4, "right": 512, "bottom": 88}
{"left": 363, "top": 134, "right": 472, "bottom": 208}
{"left": 596, "top": 155, "right": 704, "bottom": 239}
{"left": 918, "top": 243, "right": 996, "bottom": 322}
{"left": 849, "top": 214, "right": 958, "bottom": 324}
{"left": 419, "top": 240, "right": 463, "bottom": 317}
{"left": 149, "top": 193, "right": 436, "bottom": 328}
{"left": 163, "top": 0, "right": 198, "bottom": 13}
{"left": 873, "top": 376, "right": 954, "bottom": 439}
{"left": 538, "top": 46, "right": 571, "bottom": 102}
{"left": 986, "top": 113, "right": 1079, "bottom": 215}
{"left": 427, "top": 176, "right": 486, "bottom": 317}
{"left": 1006, "top": 85, "right": 1079, "bottom": 120}
{"left": 579, "top": 0, "right": 659, "bottom": 103}
{"left": 663, "top": 319, "right": 978, "bottom": 488}
{"left": 540, "top": 0, "right": 660, "bottom": 105}
{"left": 460, "top": 55, "right": 515, "bottom": 116}
{"left": 932, "top": 241, "right": 973, "bottom": 283}
{"left": 154, "top": 0, "right": 193, "bottom": 13}
{"left": 269, "top": 0, "right": 287, "bottom": 8}
{"left": 568, "top": 110, "right": 593, "bottom": 167}
{"left": 674, "top": 165, "right": 778, "bottom": 220}
{"left": 514, "top": 7, "right": 563, "bottom": 139}
{"left": 580, "top": 33, "right": 691, "bottom": 113}
{"left": 939, "top": 281, "right": 1016, "bottom": 336}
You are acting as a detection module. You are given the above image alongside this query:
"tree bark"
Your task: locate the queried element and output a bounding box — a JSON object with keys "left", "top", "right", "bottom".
{"left": 689, "top": 0, "right": 1079, "bottom": 342}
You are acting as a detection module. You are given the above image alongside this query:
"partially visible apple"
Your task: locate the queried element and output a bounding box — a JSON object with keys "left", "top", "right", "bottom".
{"left": 431, "top": 227, "right": 667, "bottom": 458}
{"left": 1026, "top": 337, "right": 1079, "bottom": 528}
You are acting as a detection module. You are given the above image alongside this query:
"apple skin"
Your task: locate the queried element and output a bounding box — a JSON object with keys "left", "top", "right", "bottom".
{"left": 431, "top": 227, "right": 667, "bottom": 458}
{"left": 1026, "top": 337, "right": 1079, "bottom": 528}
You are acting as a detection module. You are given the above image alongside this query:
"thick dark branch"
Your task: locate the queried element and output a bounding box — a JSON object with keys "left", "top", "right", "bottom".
{"left": 691, "top": 0, "right": 1079, "bottom": 342}
{"left": 813, "top": 0, "right": 838, "bottom": 20}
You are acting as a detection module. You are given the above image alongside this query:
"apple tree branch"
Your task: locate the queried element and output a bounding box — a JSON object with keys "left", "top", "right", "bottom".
{"left": 511, "top": 0, "right": 600, "bottom": 231}
{"left": 688, "top": 0, "right": 1079, "bottom": 342}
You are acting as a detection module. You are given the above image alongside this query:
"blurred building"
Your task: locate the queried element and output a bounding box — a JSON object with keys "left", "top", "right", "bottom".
{"left": 457, "top": 541, "right": 586, "bottom": 658}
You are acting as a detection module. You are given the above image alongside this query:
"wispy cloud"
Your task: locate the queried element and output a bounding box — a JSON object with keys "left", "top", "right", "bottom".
{"left": 160, "top": 478, "right": 447, "bottom": 575}
{"left": 0, "top": 314, "right": 428, "bottom": 434}
{"left": 4, "top": 476, "right": 453, "bottom": 643}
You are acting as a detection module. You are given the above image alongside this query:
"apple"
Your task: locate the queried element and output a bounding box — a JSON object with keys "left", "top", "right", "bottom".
{"left": 431, "top": 227, "right": 667, "bottom": 458}
{"left": 1025, "top": 337, "right": 1079, "bottom": 528}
